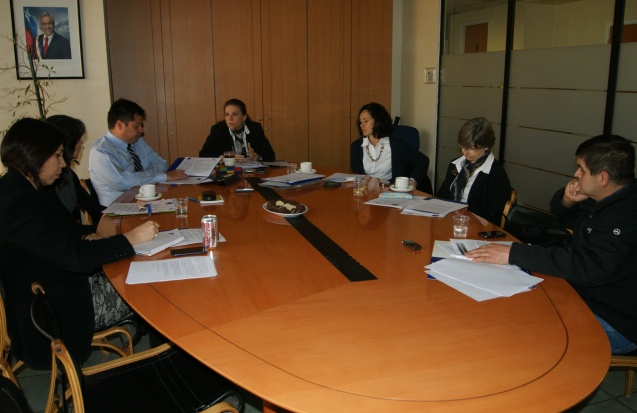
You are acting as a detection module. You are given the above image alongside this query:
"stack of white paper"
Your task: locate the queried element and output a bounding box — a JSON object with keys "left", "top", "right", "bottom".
{"left": 260, "top": 172, "right": 324, "bottom": 187}
{"left": 365, "top": 196, "right": 467, "bottom": 217}
{"left": 426, "top": 254, "right": 543, "bottom": 302}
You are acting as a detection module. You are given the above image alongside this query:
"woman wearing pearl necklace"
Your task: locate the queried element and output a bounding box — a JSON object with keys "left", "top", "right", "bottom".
{"left": 350, "top": 102, "right": 429, "bottom": 191}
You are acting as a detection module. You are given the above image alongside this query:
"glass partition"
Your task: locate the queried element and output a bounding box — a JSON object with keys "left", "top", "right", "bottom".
{"left": 439, "top": 0, "right": 636, "bottom": 210}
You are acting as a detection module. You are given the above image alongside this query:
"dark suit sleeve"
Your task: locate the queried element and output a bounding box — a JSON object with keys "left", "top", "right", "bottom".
{"left": 463, "top": 160, "right": 511, "bottom": 225}
{"left": 350, "top": 138, "right": 365, "bottom": 173}
{"left": 478, "top": 164, "right": 511, "bottom": 225}
{"left": 436, "top": 162, "right": 456, "bottom": 199}
{"left": 246, "top": 121, "right": 275, "bottom": 161}
{"left": 4, "top": 183, "right": 133, "bottom": 274}
{"left": 199, "top": 122, "right": 229, "bottom": 157}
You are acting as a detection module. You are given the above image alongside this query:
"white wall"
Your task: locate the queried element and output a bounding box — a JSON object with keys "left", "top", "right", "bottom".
{"left": 392, "top": 0, "right": 441, "bottom": 180}
{"left": 0, "top": 0, "right": 111, "bottom": 178}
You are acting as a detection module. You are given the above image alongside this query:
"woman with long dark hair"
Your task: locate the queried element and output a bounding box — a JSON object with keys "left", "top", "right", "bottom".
{"left": 350, "top": 102, "right": 429, "bottom": 189}
{"left": 0, "top": 118, "right": 159, "bottom": 368}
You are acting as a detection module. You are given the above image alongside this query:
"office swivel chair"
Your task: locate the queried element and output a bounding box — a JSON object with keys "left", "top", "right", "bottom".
{"left": 392, "top": 116, "right": 420, "bottom": 150}
{"left": 30, "top": 282, "right": 243, "bottom": 413}
{"left": 1, "top": 278, "right": 135, "bottom": 377}
{"left": 391, "top": 119, "right": 433, "bottom": 194}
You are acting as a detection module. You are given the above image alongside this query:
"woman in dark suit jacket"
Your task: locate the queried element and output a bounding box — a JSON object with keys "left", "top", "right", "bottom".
{"left": 0, "top": 119, "right": 158, "bottom": 368}
{"left": 350, "top": 102, "right": 429, "bottom": 189}
{"left": 44, "top": 115, "right": 103, "bottom": 227}
{"left": 199, "top": 98, "right": 275, "bottom": 161}
{"left": 436, "top": 117, "right": 512, "bottom": 225}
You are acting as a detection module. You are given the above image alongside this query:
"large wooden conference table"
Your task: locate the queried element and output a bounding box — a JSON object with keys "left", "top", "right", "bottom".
{"left": 100, "top": 166, "right": 610, "bottom": 413}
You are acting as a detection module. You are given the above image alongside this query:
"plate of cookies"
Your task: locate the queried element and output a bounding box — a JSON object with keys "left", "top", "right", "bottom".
{"left": 263, "top": 199, "right": 308, "bottom": 217}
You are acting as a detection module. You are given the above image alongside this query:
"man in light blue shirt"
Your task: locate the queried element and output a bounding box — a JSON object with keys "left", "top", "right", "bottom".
{"left": 89, "top": 99, "right": 187, "bottom": 206}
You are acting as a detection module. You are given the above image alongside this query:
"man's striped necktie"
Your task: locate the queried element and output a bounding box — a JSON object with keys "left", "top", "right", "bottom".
{"left": 128, "top": 144, "right": 143, "bottom": 172}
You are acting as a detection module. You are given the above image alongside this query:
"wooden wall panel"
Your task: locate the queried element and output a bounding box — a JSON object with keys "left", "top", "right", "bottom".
{"left": 261, "top": 0, "right": 309, "bottom": 164}
{"left": 351, "top": 0, "right": 393, "bottom": 129}
{"left": 211, "top": 0, "right": 263, "bottom": 125}
{"left": 106, "top": 0, "right": 168, "bottom": 159}
{"left": 308, "top": 0, "right": 350, "bottom": 170}
{"left": 164, "top": 0, "right": 216, "bottom": 159}
{"left": 107, "top": 0, "right": 392, "bottom": 167}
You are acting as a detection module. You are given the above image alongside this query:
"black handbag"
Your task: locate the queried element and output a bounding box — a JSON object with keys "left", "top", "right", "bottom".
{"left": 503, "top": 203, "right": 572, "bottom": 247}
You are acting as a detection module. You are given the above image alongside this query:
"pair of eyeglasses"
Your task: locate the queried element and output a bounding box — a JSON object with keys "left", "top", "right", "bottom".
{"left": 459, "top": 145, "right": 482, "bottom": 153}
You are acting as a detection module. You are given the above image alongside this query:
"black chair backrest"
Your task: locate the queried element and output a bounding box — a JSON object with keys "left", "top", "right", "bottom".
{"left": 392, "top": 125, "right": 420, "bottom": 151}
{"left": 83, "top": 179, "right": 102, "bottom": 207}
{"left": 503, "top": 203, "right": 572, "bottom": 247}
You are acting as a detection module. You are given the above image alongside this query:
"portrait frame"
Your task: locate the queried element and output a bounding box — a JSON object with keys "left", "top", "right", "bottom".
{"left": 9, "top": 0, "right": 84, "bottom": 79}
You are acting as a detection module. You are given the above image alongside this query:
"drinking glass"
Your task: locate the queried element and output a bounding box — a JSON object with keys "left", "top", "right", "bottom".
{"left": 452, "top": 215, "right": 470, "bottom": 238}
{"left": 174, "top": 198, "right": 188, "bottom": 218}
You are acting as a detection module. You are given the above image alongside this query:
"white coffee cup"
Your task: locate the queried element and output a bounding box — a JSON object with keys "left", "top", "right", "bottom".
{"left": 395, "top": 177, "right": 409, "bottom": 189}
{"left": 300, "top": 162, "right": 312, "bottom": 172}
{"left": 140, "top": 184, "right": 156, "bottom": 198}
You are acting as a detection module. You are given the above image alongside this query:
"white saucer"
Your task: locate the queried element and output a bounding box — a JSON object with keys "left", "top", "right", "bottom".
{"left": 390, "top": 185, "right": 413, "bottom": 193}
{"left": 135, "top": 193, "right": 162, "bottom": 201}
{"left": 295, "top": 169, "right": 316, "bottom": 174}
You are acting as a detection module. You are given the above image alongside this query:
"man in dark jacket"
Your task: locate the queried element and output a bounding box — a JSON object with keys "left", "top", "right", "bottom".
{"left": 467, "top": 135, "right": 637, "bottom": 354}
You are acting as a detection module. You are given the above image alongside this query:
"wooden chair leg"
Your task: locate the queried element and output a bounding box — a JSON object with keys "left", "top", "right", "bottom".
{"left": 626, "top": 367, "right": 634, "bottom": 397}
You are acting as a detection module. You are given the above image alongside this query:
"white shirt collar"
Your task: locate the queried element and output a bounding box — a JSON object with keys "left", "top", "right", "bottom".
{"left": 228, "top": 123, "right": 251, "bottom": 136}
{"left": 452, "top": 152, "right": 495, "bottom": 174}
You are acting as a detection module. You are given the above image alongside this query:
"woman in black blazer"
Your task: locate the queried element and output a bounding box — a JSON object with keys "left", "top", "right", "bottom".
{"left": 199, "top": 98, "right": 276, "bottom": 161}
{"left": 436, "top": 117, "right": 512, "bottom": 225}
{"left": 44, "top": 115, "right": 104, "bottom": 227}
{"left": 350, "top": 102, "right": 429, "bottom": 189}
{"left": 0, "top": 119, "right": 159, "bottom": 368}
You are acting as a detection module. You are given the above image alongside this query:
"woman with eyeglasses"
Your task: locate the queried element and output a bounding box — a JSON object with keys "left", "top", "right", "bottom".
{"left": 436, "top": 117, "right": 511, "bottom": 225}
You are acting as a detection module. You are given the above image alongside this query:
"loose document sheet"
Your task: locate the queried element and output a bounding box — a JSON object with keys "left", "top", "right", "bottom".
{"left": 323, "top": 173, "right": 364, "bottom": 182}
{"left": 426, "top": 240, "right": 543, "bottom": 301}
{"left": 172, "top": 157, "right": 220, "bottom": 177}
{"left": 237, "top": 159, "right": 269, "bottom": 169}
{"left": 260, "top": 172, "right": 324, "bottom": 188}
{"left": 172, "top": 228, "right": 227, "bottom": 246}
{"left": 103, "top": 200, "right": 176, "bottom": 215}
{"left": 365, "top": 196, "right": 467, "bottom": 217}
{"left": 126, "top": 256, "right": 217, "bottom": 284}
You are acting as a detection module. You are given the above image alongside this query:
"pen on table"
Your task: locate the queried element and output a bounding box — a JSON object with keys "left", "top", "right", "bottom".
{"left": 187, "top": 197, "right": 200, "bottom": 203}
{"left": 147, "top": 203, "right": 152, "bottom": 219}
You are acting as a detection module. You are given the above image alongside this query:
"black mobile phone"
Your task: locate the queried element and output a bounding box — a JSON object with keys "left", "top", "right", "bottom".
{"left": 323, "top": 181, "right": 341, "bottom": 188}
{"left": 402, "top": 240, "right": 422, "bottom": 250}
{"left": 170, "top": 246, "right": 206, "bottom": 257}
{"left": 478, "top": 231, "right": 506, "bottom": 238}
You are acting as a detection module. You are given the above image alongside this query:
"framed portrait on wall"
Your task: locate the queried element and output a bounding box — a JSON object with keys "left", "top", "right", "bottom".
{"left": 9, "top": 0, "right": 84, "bottom": 79}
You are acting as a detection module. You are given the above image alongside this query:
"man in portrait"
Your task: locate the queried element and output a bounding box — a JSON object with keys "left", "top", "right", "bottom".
{"left": 34, "top": 11, "right": 71, "bottom": 59}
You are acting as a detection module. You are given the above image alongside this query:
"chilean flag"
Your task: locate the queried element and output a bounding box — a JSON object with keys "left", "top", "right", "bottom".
{"left": 23, "top": 8, "right": 38, "bottom": 57}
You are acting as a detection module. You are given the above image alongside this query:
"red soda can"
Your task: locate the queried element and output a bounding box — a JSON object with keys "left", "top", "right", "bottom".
{"left": 201, "top": 215, "right": 218, "bottom": 249}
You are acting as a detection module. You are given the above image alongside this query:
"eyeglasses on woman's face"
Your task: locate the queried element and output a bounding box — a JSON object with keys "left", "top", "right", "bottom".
{"left": 459, "top": 145, "right": 481, "bottom": 153}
